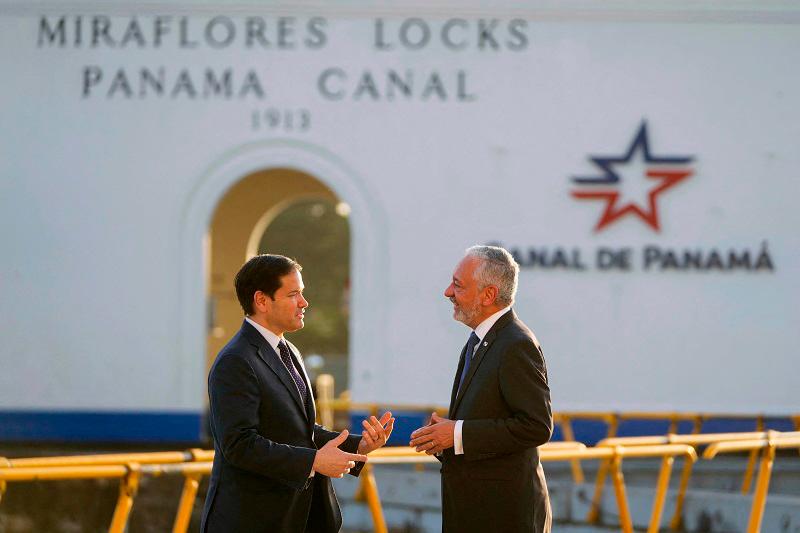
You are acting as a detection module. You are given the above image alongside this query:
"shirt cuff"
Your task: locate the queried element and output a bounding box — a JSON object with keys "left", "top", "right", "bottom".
{"left": 454, "top": 420, "right": 464, "bottom": 455}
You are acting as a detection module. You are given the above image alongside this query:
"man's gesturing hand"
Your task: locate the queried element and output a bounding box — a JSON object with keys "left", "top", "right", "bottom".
{"left": 357, "top": 411, "right": 395, "bottom": 455}
{"left": 409, "top": 412, "right": 455, "bottom": 455}
{"left": 313, "top": 430, "right": 368, "bottom": 478}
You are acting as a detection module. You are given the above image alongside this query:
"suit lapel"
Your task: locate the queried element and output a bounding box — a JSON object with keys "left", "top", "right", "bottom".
{"left": 242, "top": 321, "right": 309, "bottom": 420}
{"left": 450, "top": 310, "right": 515, "bottom": 415}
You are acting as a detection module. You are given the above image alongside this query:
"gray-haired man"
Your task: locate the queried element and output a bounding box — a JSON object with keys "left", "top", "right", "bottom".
{"left": 410, "top": 245, "right": 553, "bottom": 532}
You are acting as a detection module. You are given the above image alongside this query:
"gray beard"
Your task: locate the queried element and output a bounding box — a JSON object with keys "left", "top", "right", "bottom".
{"left": 453, "top": 303, "right": 480, "bottom": 327}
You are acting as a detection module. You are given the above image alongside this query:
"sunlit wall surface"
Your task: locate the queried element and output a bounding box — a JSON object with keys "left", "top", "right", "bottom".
{"left": 0, "top": 1, "right": 798, "bottom": 440}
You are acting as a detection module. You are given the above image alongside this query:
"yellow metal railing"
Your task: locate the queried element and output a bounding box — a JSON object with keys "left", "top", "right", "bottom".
{"left": 0, "top": 449, "right": 213, "bottom": 533}
{"left": 2, "top": 427, "right": 798, "bottom": 532}
{"left": 704, "top": 432, "right": 800, "bottom": 533}
{"left": 0, "top": 463, "right": 142, "bottom": 532}
{"left": 355, "top": 442, "right": 696, "bottom": 533}
{"left": 316, "top": 397, "right": 796, "bottom": 476}
{"left": 316, "top": 394, "right": 800, "bottom": 531}
{"left": 594, "top": 430, "right": 800, "bottom": 530}
{"left": 142, "top": 462, "right": 213, "bottom": 533}
{"left": 317, "top": 400, "right": 448, "bottom": 419}
{"left": 553, "top": 411, "right": 619, "bottom": 484}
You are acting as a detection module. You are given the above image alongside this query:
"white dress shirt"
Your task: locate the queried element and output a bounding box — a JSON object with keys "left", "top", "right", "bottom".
{"left": 453, "top": 306, "right": 512, "bottom": 455}
{"left": 244, "top": 317, "right": 315, "bottom": 477}
{"left": 245, "top": 316, "right": 283, "bottom": 353}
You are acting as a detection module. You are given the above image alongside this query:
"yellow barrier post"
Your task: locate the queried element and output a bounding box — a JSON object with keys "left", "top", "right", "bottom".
{"left": 616, "top": 444, "right": 696, "bottom": 533}
{"left": 741, "top": 416, "right": 765, "bottom": 494}
{"left": 795, "top": 416, "right": 800, "bottom": 456}
{"left": 316, "top": 374, "right": 335, "bottom": 428}
{"left": 648, "top": 455, "right": 674, "bottom": 533}
{"left": 667, "top": 415, "right": 678, "bottom": 435}
{"left": 172, "top": 472, "right": 202, "bottom": 533}
{"left": 136, "top": 462, "right": 212, "bottom": 533}
{"left": 557, "top": 414, "right": 585, "bottom": 484}
{"left": 108, "top": 462, "right": 141, "bottom": 533}
{"left": 609, "top": 453, "right": 633, "bottom": 533}
{"left": 359, "top": 463, "right": 388, "bottom": 533}
{"left": 612, "top": 401, "right": 701, "bottom": 525}
{"left": 691, "top": 415, "right": 703, "bottom": 434}
{"left": 587, "top": 413, "right": 619, "bottom": 523}
{"left": 587, "top": 457, "right": 611, "bottom": 523}
{"left": 747, "top": 441, "right": 776, "bottom": 533}
{"left": 668, "top": 456, "right": 694, "bottom": 531}
{"left": 0, "top": 457, "right": 9, "bottom": 504}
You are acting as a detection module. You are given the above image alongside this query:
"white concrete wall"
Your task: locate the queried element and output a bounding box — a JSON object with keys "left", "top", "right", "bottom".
{"left": 1, "top": 2, "right": 798, "bottom": 422}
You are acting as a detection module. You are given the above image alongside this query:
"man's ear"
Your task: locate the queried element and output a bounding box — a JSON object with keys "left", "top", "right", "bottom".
{"left": 481, "top": 285, "right": 498, "bottom": 306}
{"left": 253, "top": 290, "right": 268, "bottom": 313}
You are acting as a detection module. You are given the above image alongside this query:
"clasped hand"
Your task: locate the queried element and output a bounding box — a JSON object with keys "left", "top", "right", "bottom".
{"left": 409, "top": 412, "right": 455, "bottom": 455}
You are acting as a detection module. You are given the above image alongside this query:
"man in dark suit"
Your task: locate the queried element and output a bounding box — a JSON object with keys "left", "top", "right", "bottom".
{"left": 202, "top": 254, "right": 394, "bottom": 533}
{"left": 410, "top": 245, "right": 553, "bottom": 533}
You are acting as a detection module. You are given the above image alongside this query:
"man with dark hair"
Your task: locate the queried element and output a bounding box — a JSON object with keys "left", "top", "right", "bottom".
{"left": 410, "top": 245, "right": 553, "bottom": 533}
{"left": 202, "top": 254, "right": 394, "bottom": 533}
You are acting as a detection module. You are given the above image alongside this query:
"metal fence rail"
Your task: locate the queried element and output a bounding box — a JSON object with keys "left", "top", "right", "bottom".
{"left": 594, "top": 430, "right": 800, "bottom": 530}
{"left": 0, "top": 451, "right": 213, "bottom": 533}
{"left": 356, "top": 442, "right": 695, "bottom": 533}
{"left": 1, "top": 428, "right": 798, "bottom": 532}
{"left": 703, "top": 433, "right": 800, "bottom": 533}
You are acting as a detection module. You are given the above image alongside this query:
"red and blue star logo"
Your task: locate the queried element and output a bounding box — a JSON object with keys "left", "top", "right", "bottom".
{"left": 571, "top": 122, "right": 694, "bottom": 232}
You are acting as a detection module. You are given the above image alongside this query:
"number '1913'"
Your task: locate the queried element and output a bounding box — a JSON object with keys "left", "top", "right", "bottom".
{"left": 251, "top": 108, "right": 311, "bottom": 132}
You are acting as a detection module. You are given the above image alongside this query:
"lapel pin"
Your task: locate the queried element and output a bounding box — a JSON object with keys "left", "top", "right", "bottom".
{"left": 483, "top": 341, "right": 488, "bottom": 346}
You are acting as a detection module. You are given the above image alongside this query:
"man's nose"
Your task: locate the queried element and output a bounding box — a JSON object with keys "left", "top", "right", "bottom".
{"left": 444, "top": 284, "right": 454, "bottom": 297}
{"left": 299, "top": 295, "right": 309, "bottom": 308}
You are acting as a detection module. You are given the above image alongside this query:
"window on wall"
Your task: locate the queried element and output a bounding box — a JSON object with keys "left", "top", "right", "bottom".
{"left": 258, "top": 198, "right": 351, "bottom": 389}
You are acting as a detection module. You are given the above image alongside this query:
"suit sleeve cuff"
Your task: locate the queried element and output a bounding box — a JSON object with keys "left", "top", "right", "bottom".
{"left": 454, "top": 420, "right": 464, "bottom": 455}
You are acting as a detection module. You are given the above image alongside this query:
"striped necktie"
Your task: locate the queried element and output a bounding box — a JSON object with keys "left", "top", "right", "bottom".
{"left": 278, "top": 341, "right": 307, "bottom": 406}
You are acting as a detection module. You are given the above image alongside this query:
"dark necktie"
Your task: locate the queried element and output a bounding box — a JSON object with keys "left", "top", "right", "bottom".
{"left": 278, "top": 341, "right": 307, "bottom": 406}
{"left": 458, "top": 332, "right": 481, "bottom": 393}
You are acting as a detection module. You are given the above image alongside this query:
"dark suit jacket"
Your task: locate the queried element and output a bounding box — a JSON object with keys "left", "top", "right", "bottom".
{"left": 201, "top": 321, "right": 363, "bottom": 533}
{"left": 440, "top": 309, "right": 553, "bottom": 533}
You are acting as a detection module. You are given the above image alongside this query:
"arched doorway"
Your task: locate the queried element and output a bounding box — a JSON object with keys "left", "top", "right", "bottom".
{"left": 206, "top": 168, "right": 351, "bottom": 391}
{"left": 257, "top": 198, "right": 351, "bottom": 390}
{"left": 178, "top": 140, "right": 388, "bottom": 424}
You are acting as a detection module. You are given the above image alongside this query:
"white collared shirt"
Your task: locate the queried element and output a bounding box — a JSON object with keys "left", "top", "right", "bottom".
{"left": 453, "top": 306, "right": 512, "bottom": 455}
{"left": 244, "top": 316, "right": 283, "bottom": 353}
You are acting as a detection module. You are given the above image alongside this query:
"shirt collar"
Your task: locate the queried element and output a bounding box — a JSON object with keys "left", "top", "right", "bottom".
{"left": 245, "top": 316, "right": 283, "bottom": 352}
{"left": 473, "top": 306, "right": 512, "bottom": 341}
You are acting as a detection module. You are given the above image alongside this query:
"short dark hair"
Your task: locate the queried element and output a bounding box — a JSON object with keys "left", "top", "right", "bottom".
{"left": 234, "top": 254, "right": 302, "bottom": 315}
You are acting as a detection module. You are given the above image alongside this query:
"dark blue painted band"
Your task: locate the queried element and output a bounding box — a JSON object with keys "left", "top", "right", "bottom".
{"left": 350, "top": 412, "right": 796, "bottom": 447}
{"left": 0, "top": 411, "right": 204, "bottom": 443}
{"left": 3, "top": 410, "right": 793, "bottom": 445}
